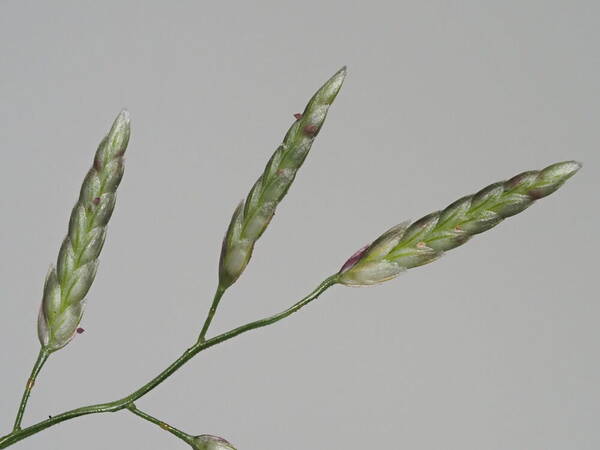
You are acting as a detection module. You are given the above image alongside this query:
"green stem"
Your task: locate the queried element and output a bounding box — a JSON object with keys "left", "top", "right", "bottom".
{"left": 197, "top": 285, "right": 226, "bottom": 343}
{"left": 126, "top": 403, "right": 195, "bottom": 446}
{"left": 12, "top": 348, "right": 50, "bottom": 431}
{"left": 0, "top": 275, "right": 338, "bottom": 449}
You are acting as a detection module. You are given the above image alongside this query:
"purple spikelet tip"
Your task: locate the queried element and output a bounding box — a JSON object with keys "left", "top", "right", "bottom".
{"left": 339, "top": 244, "right": 370, "bottom": 273}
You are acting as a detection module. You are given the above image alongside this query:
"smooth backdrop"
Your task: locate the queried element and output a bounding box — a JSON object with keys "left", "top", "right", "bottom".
{"left": 1, "top": 1, "right": 598, "bottom": 449}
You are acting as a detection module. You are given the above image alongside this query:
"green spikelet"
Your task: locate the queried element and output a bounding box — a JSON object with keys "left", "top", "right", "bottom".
{"left": 37, "top": 111, "right": 130, "bottom": 351}
{"left": 339, "top": 161, "right": 581, "bottom": 286}
{"left": 219, "top": 67, "right": 346, "bottom": 289}
{"left": 191, "top": 435, "right": 236, "bottom": 450}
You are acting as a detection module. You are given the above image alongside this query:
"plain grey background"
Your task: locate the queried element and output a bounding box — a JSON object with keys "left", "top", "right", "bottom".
{"left": 1, "top": 1, "right": 598, "bottom": 449}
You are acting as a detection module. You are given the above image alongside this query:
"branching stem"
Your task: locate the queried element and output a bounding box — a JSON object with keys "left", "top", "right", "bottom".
{"left": 198, "top": 285, "right": 226, "bottom": 343}
{"left": 12, "top": 347, "right": 50, "bottom": 431}
{"left": 0, "top": 275, "right": 338, "bottom": 448}
{"left": 126, "top": 403, "right": 195, "bottom": 446}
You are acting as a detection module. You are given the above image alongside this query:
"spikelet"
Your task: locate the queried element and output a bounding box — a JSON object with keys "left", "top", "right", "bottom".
{"left": 339, "top": 161, "right": 581, "bottom": 286}
{"left": 37, "top": 111, "right": 130, "bottom": 351}
{"left": 191, "top": 435, "right": 236, "bottom": 450}
{"left": 219, "top": 67, "right": 346, "bottom": 289}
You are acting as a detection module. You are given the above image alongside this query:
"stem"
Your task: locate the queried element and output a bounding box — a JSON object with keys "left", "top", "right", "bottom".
{"left": 126, "top": 403, "right": 195, "bottom": 446}
{"left": 0, "top": 275, "right": 338, "bottom": 449}
{"left": 197, "top": 285, "right": 226, "bottom": 343}
{"left": 12, "top": 348, "right": 50, "bottom": 431}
